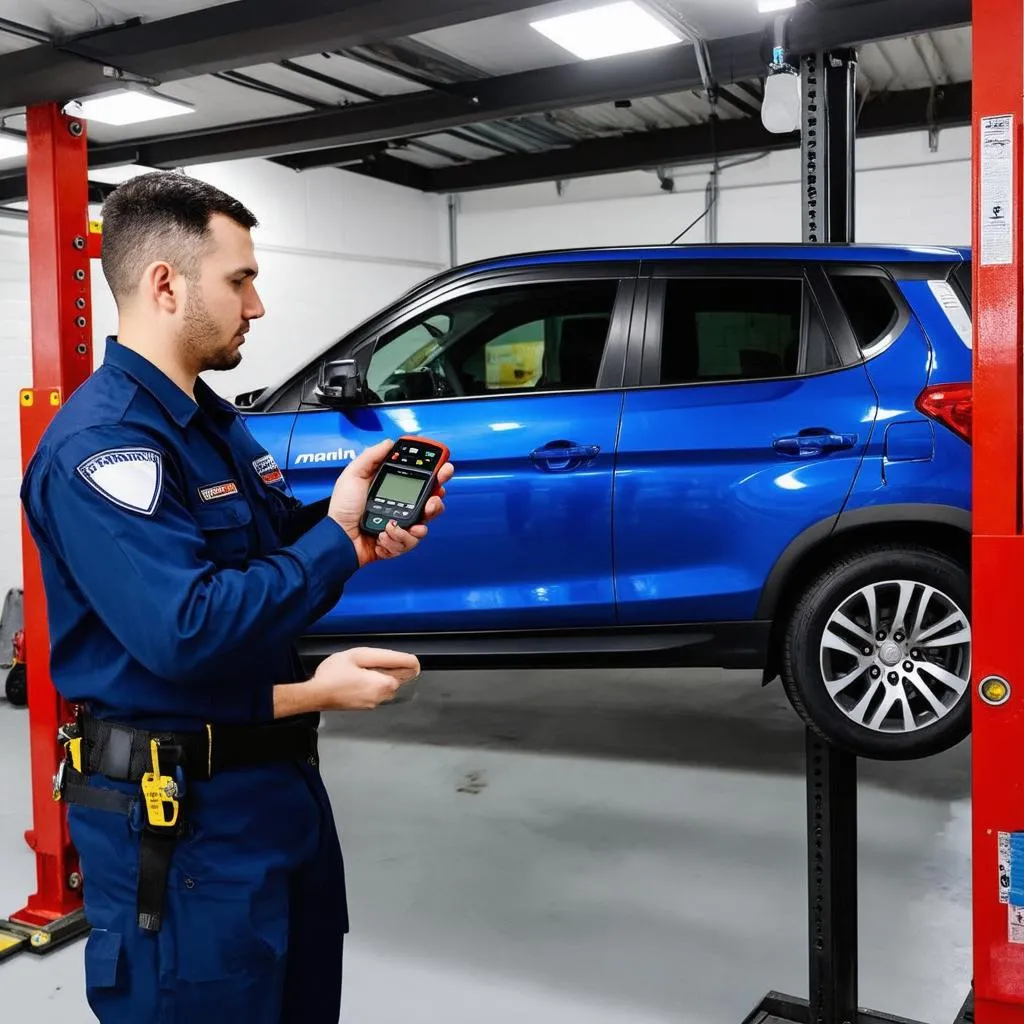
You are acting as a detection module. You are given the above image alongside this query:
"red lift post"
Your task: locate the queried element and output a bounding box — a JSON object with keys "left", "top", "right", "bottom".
{"left": 0, "top": 102, "right": 94, "bottom": 956}
{"left": 973, "top": 1, "right": 1024, "bottom": 1019}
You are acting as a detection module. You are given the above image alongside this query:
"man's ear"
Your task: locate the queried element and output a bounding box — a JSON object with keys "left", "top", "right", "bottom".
{"left": 145, "top": 261, "right": 179, "bottom": 314}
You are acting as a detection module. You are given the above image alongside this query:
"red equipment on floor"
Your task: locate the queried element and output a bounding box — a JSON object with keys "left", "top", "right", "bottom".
{"left": 5, "top": 629, "right": 27, "bottom": 707}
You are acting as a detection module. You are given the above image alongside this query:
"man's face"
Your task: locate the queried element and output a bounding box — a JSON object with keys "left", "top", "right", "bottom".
{"left": 179, "top": 213, "right": 265, "bottom": 373}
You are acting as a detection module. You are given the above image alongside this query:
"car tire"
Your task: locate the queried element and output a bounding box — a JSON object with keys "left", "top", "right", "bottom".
{"left": 781, "top": 544, "right": 971, "bottom": 761}
{"left": 5, "top": 662, "right": 26, "bottom": 707}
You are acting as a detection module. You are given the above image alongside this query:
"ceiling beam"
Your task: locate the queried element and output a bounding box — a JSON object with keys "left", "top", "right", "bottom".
{"left": 0, "top": 0, "right": 555, "bottom": 110}
{"left": 273, "top": 141, "right": 392, "bottom": 171}
{"left": 0, "top": 79, "right": 971, "bottom": 204}
{"left": 54, "top": 0, "right": 969, "bottom": 173}
{"left": 84, "top": 89, "right": 485, "bottom": 167}
{"left": 0, "top": 178, "right": 118, "bottom": 206}
{"left": 353, "top": 153, "right": 432, "bottom": 190}
{"left": 359, "top": 81, "right": 972, "bottom": 193}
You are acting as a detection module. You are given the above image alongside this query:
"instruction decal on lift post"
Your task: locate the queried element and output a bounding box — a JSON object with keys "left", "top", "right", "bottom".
{"left": 1002, "top": 831, "right": 1024, "bottom": 942}
{"left": 980, "top": 115, "right": 1014, "bottom": 266}
{"left": 1000, "top": 831, "right": 1011, "bottom": 904}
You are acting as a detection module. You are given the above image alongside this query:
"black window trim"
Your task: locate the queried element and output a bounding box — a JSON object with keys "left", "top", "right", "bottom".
{"left": 820, "top": 264, "right": 912, "bottom": 361}
{"left": 635, "top": 261, "right": 852, "bottom": 389}
{"left": 260, "top": 262, "right": 640, "bottom": 413}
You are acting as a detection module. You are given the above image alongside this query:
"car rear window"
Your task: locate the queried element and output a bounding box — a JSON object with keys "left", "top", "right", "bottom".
{"left": 828, "top": 272, "right": 901, "bottom": 353}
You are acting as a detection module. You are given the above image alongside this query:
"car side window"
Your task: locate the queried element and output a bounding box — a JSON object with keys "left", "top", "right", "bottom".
{"left": 827, "top": 272, "right": 902, "bottom": 355}
{"left": 366, "top": 280, "right": 619, "bottom": 403}
{"left": 659, "top": 277, "right": 840, "bottom": 384}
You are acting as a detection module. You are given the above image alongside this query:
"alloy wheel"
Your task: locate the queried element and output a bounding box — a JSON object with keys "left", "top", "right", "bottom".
{"left": 818, "top": 579, "right": 971, "bottom": 734}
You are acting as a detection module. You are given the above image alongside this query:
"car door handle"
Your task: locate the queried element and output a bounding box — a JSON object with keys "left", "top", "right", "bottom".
{"left": 773, "top": 432, "right": 858, "bottom": 457}
{"left": 530, "top": 442, "right": 601, "bottom": 471}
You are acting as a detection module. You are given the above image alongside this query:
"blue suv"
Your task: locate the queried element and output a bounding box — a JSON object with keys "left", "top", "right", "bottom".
{"left": 238, "top": 245, "right": 973, "bottom": 761}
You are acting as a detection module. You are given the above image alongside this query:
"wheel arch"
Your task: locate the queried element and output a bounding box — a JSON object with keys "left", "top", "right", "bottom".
{"left": 758, "top": 504, "right": 971, "bottom": 684}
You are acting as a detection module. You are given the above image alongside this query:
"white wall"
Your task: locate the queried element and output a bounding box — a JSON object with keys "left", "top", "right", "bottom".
{"left": 90, "top": 159, "right": 449, "bottom": 399}
{"left": 0, "top": 160, "right": 447, "bottom": 594}
{"left": 0, "top": 224, "right": 32, "bottom": 603}
{"left": 455, "top": 127, "right": 972, "bottom": 261}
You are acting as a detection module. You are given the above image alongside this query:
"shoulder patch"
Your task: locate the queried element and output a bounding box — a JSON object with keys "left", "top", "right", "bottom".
{"left": 76, "top": 448, "right": 163, "bottom": 516}
{"left": 252, "top": 452, "right": 284, "bottom": 487}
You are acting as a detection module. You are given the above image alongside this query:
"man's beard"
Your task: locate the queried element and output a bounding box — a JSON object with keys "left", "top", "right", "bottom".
{"left": 180, "top": 286, "right": 242, "bottom": 373}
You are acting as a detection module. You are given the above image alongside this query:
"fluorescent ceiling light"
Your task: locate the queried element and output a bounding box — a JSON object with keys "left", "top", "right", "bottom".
{"left": 530, "top": 1, "right": 682, "bottom": 60}
{"left": 64, "top": 88, "right": 194, "bottom": 127}
{"left": 0, "top": 132, "right": 27, "bottom": 160}
{"left": 758, "top": 0, "right": 797, "bottom": 12}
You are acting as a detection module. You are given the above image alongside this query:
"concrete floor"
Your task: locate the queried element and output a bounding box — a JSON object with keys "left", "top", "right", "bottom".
{"left": 1, "top": 668, "right": 971, "bottom": 1023}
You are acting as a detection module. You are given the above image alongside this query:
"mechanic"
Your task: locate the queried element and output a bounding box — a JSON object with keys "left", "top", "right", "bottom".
{"left": 20, "top": 170, "right": 453, "bottom": 1023}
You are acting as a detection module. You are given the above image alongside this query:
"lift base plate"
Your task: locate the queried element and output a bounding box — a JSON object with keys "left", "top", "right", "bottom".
{"left": 0, "top": 908, "right": 89, "bottom": 964}
{"left": 742, "top": 992, "right": 932, "bottom": 1024}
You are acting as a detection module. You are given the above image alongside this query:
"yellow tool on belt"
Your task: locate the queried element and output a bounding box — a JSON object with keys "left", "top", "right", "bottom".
{"left": 140, "top": 739, "right": 180, "bottom": 828}
{"left": 52, "top": 731, "right": 83, "bottom": 802}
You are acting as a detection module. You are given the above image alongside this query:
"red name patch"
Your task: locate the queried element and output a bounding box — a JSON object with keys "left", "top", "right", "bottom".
{"left": 199, "top": 481, "right": 239, "bottom": 502}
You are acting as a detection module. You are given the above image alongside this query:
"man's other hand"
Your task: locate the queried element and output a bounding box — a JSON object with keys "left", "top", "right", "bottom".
{"left": 311, "top": 647, "right": 421, "bottom": 710}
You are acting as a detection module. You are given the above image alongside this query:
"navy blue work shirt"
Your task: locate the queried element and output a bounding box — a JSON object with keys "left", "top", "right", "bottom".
{"left": 20, "top": 337, "right": 358, "bottom": 730}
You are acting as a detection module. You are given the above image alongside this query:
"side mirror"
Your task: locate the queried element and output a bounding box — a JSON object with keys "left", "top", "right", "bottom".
{"left": 315, "top": 359, "right": 366, "bottom": 407}
{"left": 234, "top": 386, "right": 266, "bottom": 409}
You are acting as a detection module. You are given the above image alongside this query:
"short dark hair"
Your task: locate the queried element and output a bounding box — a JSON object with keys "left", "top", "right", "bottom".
{"left": 99, "top": 171, "right": 258, "bottom": 302}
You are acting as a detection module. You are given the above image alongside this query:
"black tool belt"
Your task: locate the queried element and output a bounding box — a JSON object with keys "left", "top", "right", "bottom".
{"left": 54, "top": 712, "right": 320, "bottom": 933}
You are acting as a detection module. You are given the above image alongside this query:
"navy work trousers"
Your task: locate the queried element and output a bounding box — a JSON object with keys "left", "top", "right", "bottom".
{"left": 68, "top": 759, "right": 348, "bottom": 1023}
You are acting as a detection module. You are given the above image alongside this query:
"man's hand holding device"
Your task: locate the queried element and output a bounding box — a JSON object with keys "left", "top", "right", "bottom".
{"left": 328, "top": 436, "right": 454, "bottom": 567}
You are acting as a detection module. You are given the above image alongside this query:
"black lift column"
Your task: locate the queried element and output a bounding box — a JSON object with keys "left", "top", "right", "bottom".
{"left": 742, "top": 47, "right": 931, "bottom": 1024}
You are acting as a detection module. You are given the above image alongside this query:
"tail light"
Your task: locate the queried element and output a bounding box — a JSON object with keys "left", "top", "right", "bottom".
{"left": 915, "top": 382, "right": 972, "bottom": 443}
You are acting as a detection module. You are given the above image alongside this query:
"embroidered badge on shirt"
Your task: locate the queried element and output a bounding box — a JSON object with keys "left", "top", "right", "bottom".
{"left": 76, "top": 448, "right": 164, "bottom": 516}
{"left": 252, "top": 452, "right": 284, "bottom": 486}
{"left": 198, "top": 481, "right": 239, "bottom": 503}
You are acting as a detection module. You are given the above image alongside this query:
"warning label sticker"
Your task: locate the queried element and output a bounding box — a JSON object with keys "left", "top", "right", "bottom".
{"left": 980, "top": 115, "right": 1014, "bottom": 266}
{"left": 1011, "top": 906, "right": 1024, "bottom": 944}
{"left": 1000, "top": 832, "right": 1011, "bottom": 904}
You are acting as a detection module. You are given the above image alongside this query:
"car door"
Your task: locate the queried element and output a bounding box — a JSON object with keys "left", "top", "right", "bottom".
{"left": 287, "top": 263, "right": 637, "bottom": 636}
{"left": 614, "top": 260, "right": 877, "bottom": 626}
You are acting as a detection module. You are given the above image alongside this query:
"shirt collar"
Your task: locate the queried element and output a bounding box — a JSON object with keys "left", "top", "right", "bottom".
{"left": 103, "top": 338, "right": 237, "bottom": 429}
{"left": 194, "top": 377, "right": 239, "bottom": 426}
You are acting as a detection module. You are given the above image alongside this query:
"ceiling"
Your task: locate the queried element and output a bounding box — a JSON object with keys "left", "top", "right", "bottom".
{"left": 0, "top": 0, "right": 973, "bottom": 203}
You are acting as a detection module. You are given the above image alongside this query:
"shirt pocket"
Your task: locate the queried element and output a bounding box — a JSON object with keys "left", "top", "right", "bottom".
{"left": 193, "top": 501, "right": 254, "bottom": 567}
